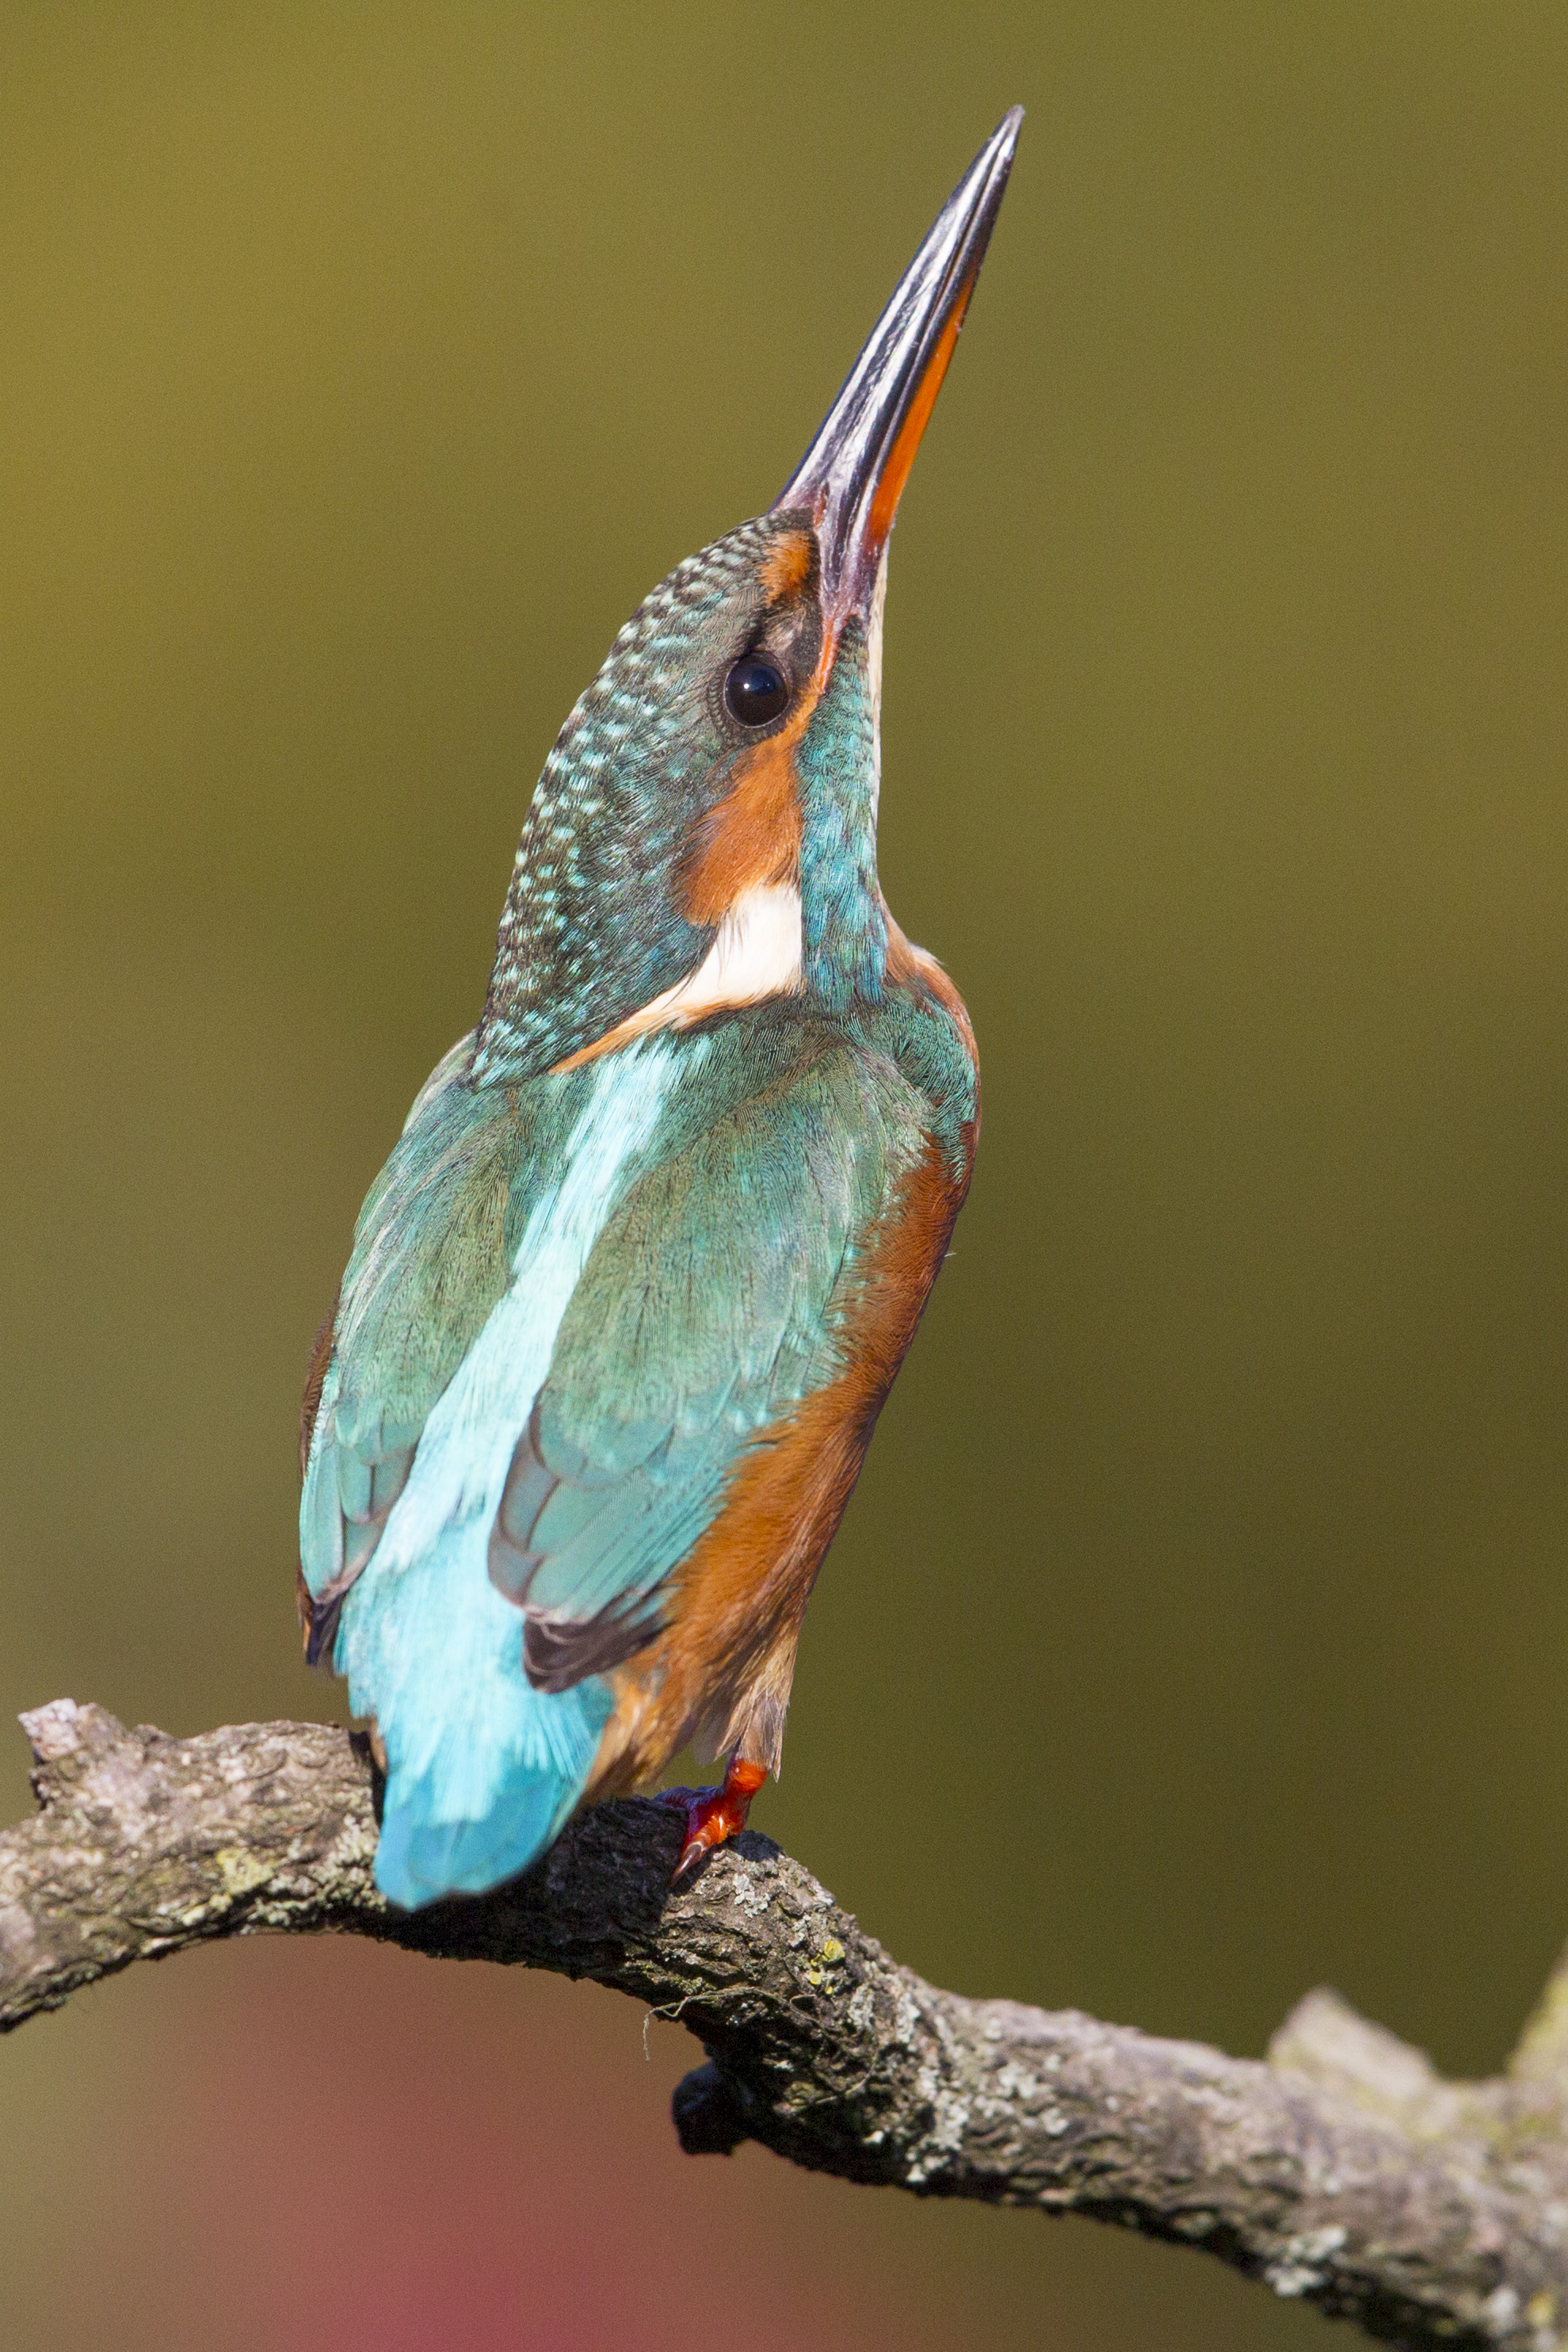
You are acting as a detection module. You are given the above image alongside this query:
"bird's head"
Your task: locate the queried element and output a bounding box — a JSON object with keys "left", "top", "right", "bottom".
{"left": 475, "top": 109, "right": 1021, "bottom": 1082}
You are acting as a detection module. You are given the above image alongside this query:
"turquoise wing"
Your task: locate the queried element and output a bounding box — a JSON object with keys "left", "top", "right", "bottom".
{"left": 299, "top": 1033, "right": 616, "bottom": 1911}
{"left": 488, "top": 1037, "right": 921, "bottom": 1682}
{"left": 299, "top": 1034, "right": 516, "bottom": 1655}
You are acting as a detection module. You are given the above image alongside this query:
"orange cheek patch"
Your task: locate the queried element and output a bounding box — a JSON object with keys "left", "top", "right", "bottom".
{"left": 681, "top": 536, "right": 836, "bottom": 925}
{"left": 681, "top": 729, "right": 804, "bottom": 923}
{"left": 681, "top": 634, "right": 836, "bottom": 924}
{"left": 758, "top": 528, "right": 815, "bottom": 601}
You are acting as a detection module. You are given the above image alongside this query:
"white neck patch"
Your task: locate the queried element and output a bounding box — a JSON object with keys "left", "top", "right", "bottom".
{"left": 554, "top": 880, "right": 803, "bottom": 1069}
{"left": 657, "top": 880, "right": 803, "bottom": 1023}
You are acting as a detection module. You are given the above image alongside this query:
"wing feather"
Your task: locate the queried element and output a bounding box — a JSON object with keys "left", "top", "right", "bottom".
{"left": 299, "top": 1035, "right": 518, "bottom": 1639}
{"left": 487, "top": 1040, "right": 925, "bottom": 1689}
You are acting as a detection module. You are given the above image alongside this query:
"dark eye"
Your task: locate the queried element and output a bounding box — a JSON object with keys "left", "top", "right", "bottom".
{"left": 724, "top": 655, "right": 790, "bottom": 728}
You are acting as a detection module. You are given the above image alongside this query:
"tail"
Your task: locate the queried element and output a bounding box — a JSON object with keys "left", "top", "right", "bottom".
{"left": 334, "top": 1517, "right": 612, "bottom": 1910}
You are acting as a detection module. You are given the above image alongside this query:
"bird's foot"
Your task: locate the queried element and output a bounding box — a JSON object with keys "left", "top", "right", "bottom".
{"left": 660, "top": 1754, "right": 767, "bottom": 1881}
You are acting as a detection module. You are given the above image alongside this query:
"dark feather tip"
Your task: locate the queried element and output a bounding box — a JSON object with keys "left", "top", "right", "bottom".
{"left": 303, "top": 1589, "right": 346, "bottom": 1669}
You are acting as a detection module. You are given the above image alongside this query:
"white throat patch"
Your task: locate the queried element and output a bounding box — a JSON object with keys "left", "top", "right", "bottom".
{"left": 657, "top": 880, "right": 803, "bottom": 1023}
{"left": 560, "top": 880, "right": 803, "bottom": 1066}
{"left": 547, "top": 880, "right": 803, "bottom": 1072}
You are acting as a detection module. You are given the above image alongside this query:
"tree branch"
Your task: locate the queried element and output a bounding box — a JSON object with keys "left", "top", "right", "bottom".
{"left": 3, "top": 1700, "right": 1566, "bottom": 2351}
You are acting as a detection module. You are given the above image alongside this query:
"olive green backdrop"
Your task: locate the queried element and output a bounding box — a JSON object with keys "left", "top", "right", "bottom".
{"left": 3, "top": 6, "right": 1566, "bottom": 2346}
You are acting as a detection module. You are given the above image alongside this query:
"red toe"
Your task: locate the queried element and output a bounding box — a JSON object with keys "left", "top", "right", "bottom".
{"left": 664, "top": 1755, "right": 767, "bottom": 1880}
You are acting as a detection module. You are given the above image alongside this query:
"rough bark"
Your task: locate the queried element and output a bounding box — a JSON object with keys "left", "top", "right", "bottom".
{"left": 4, "top": 1698, "right": 1567, "bottom": 2351}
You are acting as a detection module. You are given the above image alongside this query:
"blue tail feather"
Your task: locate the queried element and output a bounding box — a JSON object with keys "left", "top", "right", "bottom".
{"left": 336, "top": 1517, "right": 612, "bottom": 1910}
{"left": 374, "top": 1765, "right": 584, "bottom": 1907}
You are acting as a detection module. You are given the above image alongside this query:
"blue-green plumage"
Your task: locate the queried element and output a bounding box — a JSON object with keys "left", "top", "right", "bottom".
{"left": 298, "top": 109, "right": 1018, "bottom": 1903}
{"left": 301, "top": 983, "right": 973, "bottom": 1904}
{"left": 798, "top": 617, "right": 889, "bottom": 1008}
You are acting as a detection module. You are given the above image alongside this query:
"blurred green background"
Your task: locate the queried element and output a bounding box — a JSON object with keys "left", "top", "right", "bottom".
{"left": 3, "top": 4, "right": 1566, "bottom": 2345}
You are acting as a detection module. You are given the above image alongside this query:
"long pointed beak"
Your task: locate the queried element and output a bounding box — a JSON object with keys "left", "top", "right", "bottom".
{"left": 774, "top": 105, "right": 1023, "bottom": 620}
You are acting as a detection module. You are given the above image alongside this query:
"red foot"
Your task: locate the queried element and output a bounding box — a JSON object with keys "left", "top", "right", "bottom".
{"left": 660, "top": 1754, "right": 768, "bottom": 1880}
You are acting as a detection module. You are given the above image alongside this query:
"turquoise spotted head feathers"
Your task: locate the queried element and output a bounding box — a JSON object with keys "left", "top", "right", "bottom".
{"left": 474, "top": 513, "right": 826, "bottom": 1081}
{"left": 471, "top": 514, "right": 898, "bottom": 1082}
{"left": 299, "top": 111, "right": 1021, "bottom": 1907}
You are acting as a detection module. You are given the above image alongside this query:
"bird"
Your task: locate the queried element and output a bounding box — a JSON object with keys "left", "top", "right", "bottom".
{"left": 297, "top": 107, "right": 1022, "bottom": 1910}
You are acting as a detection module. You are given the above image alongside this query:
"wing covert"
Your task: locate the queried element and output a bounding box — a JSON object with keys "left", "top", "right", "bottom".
{"left": 488, "top": 1040, "right": 927, "bottom": 1687}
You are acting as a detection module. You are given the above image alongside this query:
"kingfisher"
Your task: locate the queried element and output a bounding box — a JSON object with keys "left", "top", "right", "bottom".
{"left": 298, "top": 109, "right": 1022, "bottom": 1908}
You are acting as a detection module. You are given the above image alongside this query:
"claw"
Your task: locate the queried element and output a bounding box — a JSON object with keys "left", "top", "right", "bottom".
{"left": 660, "top": 1754, "right": 768, "bottom": 1880}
